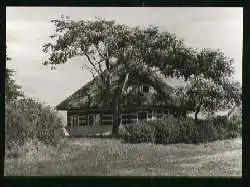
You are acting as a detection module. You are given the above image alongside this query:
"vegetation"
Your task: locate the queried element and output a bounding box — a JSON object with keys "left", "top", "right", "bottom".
{"left": 42, "top": 16, "right": 196, "bottom": 136}
{"left": 5, "top": 137, "right": 242, "bottom": 176}
{"left": 5, "top": 98, "right": 64, "bottom": 151}
{"left": 122, "top": 121, "right": 155, "bottom": 143}
{"left": 121, "top": 116, "right": 242, "bottom": 144}
{"left": 172, "top": 48, "right": 242, "bottom": 121}
{"left": 5, "top": 52, "right": 23, "bottom": 101}
{"left": 43, "top": 16, "right": 241, "bottom": 136}
{"left": 5, "top": 17, "right": 242, "bottom": 176}
{"left": 5, "top": 52, "right": 65, "bottom": 159}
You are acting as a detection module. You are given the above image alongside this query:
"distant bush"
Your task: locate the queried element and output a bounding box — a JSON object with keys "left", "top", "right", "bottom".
{"left": 228, "top": 107, "right": 242, "bottom": 138}
{"left": 207, "top": 115, "right": 241, "bottom": 140}
{"left": 227, "top": 115, "right": 242, "bottom": 138}
{"left": 5, "top": 98, "right": 64, "bottom": 151}
{"left": 122, "top": 115, "right": 241, "bottom": 144}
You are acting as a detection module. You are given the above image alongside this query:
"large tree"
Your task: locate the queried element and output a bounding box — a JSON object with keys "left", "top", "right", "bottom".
{"left": 43, "top": 16, "right": 194, "bottom": 135}
{"left": 174, "top": 48, "right": 242, "bottom": 121}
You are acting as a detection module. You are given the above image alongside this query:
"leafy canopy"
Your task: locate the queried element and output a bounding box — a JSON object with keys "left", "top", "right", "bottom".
{"left": 43, "top": 16, "right": 195, "bottom": 107}
{"left": 43, "top": 16, "right": 241, "bottom": 119}
{"left": 176, "top": 48, "right": 241, "bottom": 118}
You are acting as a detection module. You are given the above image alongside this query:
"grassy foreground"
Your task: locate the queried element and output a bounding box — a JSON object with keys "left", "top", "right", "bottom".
{"left": 4, "top": 137, "right": 242, "bottom": 176}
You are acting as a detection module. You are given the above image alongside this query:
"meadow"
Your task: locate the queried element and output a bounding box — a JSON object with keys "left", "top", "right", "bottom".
{"left": 4, "top": 137, "right": 242, "bottom": 176}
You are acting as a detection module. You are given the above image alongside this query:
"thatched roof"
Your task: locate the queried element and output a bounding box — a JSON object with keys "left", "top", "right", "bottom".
{"left": 56, "top": 68, "right": 188, "bottom": 111}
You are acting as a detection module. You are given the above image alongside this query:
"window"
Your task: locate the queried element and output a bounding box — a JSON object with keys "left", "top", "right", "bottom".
{"left": 79, "top": 115, "right": 87, "bottom": 126}
{"left": 88, "top": 114, "right": 101, "bottom": 126}
{"left": 72, "top": 115, "right": 79, "bottom": 126}
{"left": 142, "top": 85, "right": 149, "bottom": 93}
{"left": 127, "top": 86, "right": 133, "bottom": 92}
{"left": 138, "top": 111, "right": 148, "bottom": 121}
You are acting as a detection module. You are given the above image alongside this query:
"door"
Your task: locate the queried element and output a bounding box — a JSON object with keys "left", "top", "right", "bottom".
{"left": 95, "top": 114, "right": 101, "bottom": 126}
{"left": 88, "top": 115, "right": 94, "bottom": 126}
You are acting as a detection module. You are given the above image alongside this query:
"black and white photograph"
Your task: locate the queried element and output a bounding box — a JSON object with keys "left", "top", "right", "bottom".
{"left": 5, "top": 7, "right": 242, "bottom": 176}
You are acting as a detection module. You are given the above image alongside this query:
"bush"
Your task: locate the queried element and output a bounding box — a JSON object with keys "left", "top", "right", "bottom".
{"left": 153, "top": 116, "right": 197, "bottom": 144}
{"left": 122, "top": 116, "right": 198, "bottom": 144}
{"left": 5, "top": 98, "right": 64, "bottom": 151}
{"left": 228, "top": 115, "right": 242, "bottom": 138}
{"left": 122, "top": 115, "right": 241, "bottom": 145}
{"left": 195, "top": 119, "right": 219, "bottom": 142}
{"left": 209, "top": 115, "right": 241, "bottom": 140}
{"left": 151, "top": 119, "right": 174, "bottom": 144}
{"left": 122, "top": 121, "right": 155, "bottom": 143}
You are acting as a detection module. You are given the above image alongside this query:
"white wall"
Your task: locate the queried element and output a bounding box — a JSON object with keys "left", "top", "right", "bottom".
{"left": 56, "top": 110, "right": 67, "bottom": 127}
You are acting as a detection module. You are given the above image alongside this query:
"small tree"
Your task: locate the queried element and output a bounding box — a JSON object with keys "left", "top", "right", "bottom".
{"left": 177, "top": 49, "right": 241, "bottom": 121}
{"left": 43, "top": 16, "right": 193, "bottom": 135}
{"left": 5, "top": 51, "right": 23, "bottom": 101}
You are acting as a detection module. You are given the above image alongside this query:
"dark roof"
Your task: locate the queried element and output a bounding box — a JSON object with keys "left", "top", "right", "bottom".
{"left": 56, "top": 78, "right": 96, "bottom": 110}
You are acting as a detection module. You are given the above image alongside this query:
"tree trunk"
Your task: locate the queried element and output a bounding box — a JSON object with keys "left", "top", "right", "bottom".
{"left": 112, "top": 103, "right": 121, "bottom": 137}
{"left": 194, "top": 107, "right": 200, "bottom": 122}
{"left": 195, "top": 98, "right": 202, "bottom": 122}
{"left": 111, "top": 72, "right": 130, "bottom": 137}
{"left": 111, "top": 72, "right": 130, "bottom": 136}
{"left": 194, "top": 107, "right": 200, "bottom": 144}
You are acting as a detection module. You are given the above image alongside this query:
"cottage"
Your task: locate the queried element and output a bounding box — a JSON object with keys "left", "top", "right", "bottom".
{"left": 56, "top": 72, "right": 191, "bottom": 136}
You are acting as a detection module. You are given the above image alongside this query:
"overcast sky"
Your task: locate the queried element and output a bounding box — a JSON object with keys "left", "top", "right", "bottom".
{"left": 6, "top": 7, "right": 243, "bottom": 107}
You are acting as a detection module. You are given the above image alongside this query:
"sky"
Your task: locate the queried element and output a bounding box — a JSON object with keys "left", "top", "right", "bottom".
{"left": 6, "top": 7, "right": 243, "bottom": 108}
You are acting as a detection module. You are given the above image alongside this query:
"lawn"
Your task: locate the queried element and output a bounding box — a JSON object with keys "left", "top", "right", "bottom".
{"left": 4, "top": 137, "right": 242, "bottom": 176}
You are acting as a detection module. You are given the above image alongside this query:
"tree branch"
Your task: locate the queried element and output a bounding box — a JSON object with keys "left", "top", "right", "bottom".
{"left": 95, "top": 44, "right": 106, "bottom": 59}
{"left": 85, "top": 53, "right": 104, "bottom": 77}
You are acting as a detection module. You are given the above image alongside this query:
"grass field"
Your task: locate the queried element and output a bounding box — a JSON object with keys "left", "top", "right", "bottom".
{"left": 4, "top": 137, "right": 242, "bottom": 176}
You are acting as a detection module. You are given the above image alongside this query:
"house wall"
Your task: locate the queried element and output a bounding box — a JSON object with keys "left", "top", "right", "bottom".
{"left": 67, "top": 109, "right": 113, "bottom": 127}
{"left": 66, "top": 108, "right": 174, "bottom": 136}
{"left": 57, "top": 110, "right": 67, "bottom": 127}
{"left": 66, "top": 125, "right": 113, "bottom": 137}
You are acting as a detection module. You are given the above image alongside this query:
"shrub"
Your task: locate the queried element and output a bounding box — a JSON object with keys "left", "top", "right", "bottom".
{"left": 153, "top": 116, "right": 197, "bottom": 144}
{"left": 122, "top": 116, "right": 198, "bottom": 144}
{"left": 175, "top": 116, "right": 197, "bottom": 143}
{"left": 5, "top": 97, "right": 64, "bottom": 151}
{"left": 151, "top": 119, "right": 174, "bottom": 144}
{"left": 121, "top": 115, "right": 241, "bottom": 145}
{"left": 195, "top": 119, "right": 219, "bottom": 142}
{"left": 228, "top": 115, "right": 242, "bottom": 138}
{"left": 210, "top": 115, "right": 241, "bottom": 140}
{"left": 122, "top": 121, "right": 155, "bottom": 143}
{"left": 195, "top": 115, "right": 241, "bottom": 142}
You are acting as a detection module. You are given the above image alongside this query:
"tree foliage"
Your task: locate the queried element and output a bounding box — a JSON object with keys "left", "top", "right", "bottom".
{"left": 175, "top": 49, "right": 242, "bottom": 120}
{"left": 43, "top": 16, "right": 241, "bottom": 133}
{"left": 5, "top": 51, "right": 23, "bottom": 101}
